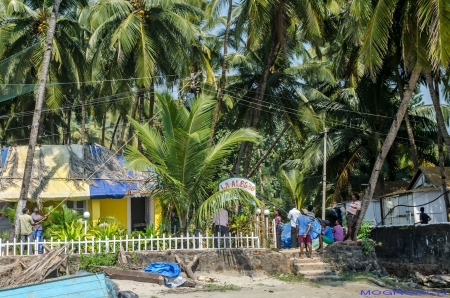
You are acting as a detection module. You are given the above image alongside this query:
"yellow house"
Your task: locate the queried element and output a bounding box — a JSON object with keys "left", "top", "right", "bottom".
{"left": 0, "top": 144, "right": 162, "bottom": 233}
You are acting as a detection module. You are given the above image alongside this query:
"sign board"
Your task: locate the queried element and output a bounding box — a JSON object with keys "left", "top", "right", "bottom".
{"left": 218, "top": 177, "right": 256, "bottom": 196}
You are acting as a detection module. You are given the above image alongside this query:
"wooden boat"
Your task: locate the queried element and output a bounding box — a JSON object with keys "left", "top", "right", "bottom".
{"left": 99, "top": 266, "right": 165, "bottom": 285}
{"left": 0, "top": 272, "right": 110, "bottom": 298}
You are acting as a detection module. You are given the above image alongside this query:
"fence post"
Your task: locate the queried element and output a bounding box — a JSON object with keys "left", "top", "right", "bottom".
{"left": 186, "top": 233, "right": 189, "bottom": 250}
{"left": 71, "top": 239, "right": 74, "bottom": 254}
{"left": 162, "top": 234, "right": 166, "bottom": 251}
{"left": 0, "top": 238, "right": 2, "bottom": 257}
{"left": 199, "top": 233, "right": 203, "bottom": 249}
{"left": 92, "top": 236, "right": 95, "bottom": 253}
{"left": 113, "top": 236, "right": 116, "bottom": 253}
{"left": 106, "top": 237, "right": 109, "bottom": 253}
{"left": 78, "top": 236, "right": 81, "bottom": 254}
{"left": 150, "top": 235, "right": 153, "bottom": 251}
{"left": 125, "top": 235, "right": 129, "bottom": 252}
{"left": 168, "top": 234, "right": 171, "bottom": 250}
{"left": 35, "top": 237, "right": 38, "bottom": 255}
{"left": 144, "top": 236, "right": 147, "bottom": 251}
{"left": 85, "top": 237, "right": 88, "bottom": 254}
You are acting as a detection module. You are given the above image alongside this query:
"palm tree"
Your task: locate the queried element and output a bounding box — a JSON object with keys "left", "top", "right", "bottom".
{"left": 125, "top": 92, "right": 261, "bottom": 234}
{"left": 348, "top": 0, "right": 450, "bottom": 239}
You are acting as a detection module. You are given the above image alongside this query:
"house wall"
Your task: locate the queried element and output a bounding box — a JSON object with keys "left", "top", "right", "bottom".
{"left": 345, "top": 200, "right": 382, "bottom": 226}
{"left": 382, "top": 190, "right": 447, "bottom": 226}
{"left": 87, "top": 199, "right": 128, "bottom": 228}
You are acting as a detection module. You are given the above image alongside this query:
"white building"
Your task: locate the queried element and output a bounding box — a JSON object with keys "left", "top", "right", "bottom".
{"left": 380, "top": 167, "right": 449, "bottom": 226}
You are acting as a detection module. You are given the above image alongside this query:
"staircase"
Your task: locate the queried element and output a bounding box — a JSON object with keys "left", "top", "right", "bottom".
{"left": 292, "top": 254, "right": 340, "bottom": 281}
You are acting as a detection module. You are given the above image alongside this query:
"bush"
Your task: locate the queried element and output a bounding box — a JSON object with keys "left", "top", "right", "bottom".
{"left": 79, "top": 252, "right": 118, "bottom": 273}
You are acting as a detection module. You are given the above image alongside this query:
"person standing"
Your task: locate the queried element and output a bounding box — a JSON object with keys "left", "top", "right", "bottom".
{"left": 19, "top": 208, "right": 35, "bottom": 252}
{"left": 274, "top": 210, "right": 283, "bottom": 249}
{"left": 316, "top": 220, "right": 334, "bottom": 252}
{"left": 296, "top": 209, "right": 312, "bottom": 258}
{"left": 345, "top": 193, "right": 361, "bottom": 241}
{"left": 306, "top": 205, "right": 315, "bottom": 223}
{"left": 213, "top": 208, "right": 229, "bottom": 248}
{"left": 415, "top": 207, "right": 432, "bottom": 225}
{"left": 288, "top": 204, "right": 301, "bottom": 249}
{"left": 31, "top": 207, "right": 48, "bottom": 254}
{"left": 332, "top": 219, "right": 344, "bottom": 242}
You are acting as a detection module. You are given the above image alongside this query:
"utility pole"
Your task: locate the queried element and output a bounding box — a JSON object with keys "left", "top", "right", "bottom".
{"left": 322, "top": 126, "right": 328, "bottom": 220}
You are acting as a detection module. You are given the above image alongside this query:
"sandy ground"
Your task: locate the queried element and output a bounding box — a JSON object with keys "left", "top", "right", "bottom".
{"left": 112, "top": 272, "right": 390, "bottom": 298}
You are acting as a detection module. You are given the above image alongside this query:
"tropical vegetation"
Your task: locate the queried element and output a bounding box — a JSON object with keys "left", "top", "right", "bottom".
{"left": 0, "top": 0, "right": 449, "bottom": 239}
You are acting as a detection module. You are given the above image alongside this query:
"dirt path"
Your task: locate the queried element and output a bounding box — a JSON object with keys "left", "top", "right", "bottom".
{"left": 113, "top": 272, "right": 389, "bottom": 298}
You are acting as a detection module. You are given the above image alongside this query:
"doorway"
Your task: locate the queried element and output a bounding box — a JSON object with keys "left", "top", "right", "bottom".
{"left": 131, "top": 197, "right": 147, "bottom": 232}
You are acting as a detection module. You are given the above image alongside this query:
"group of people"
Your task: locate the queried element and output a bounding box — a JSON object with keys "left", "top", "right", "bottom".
{"left": 279, "top": 192, "right": 362, "bottom": 257}
{"left": 19, "top": 207, "right": 48, "bottom": 254}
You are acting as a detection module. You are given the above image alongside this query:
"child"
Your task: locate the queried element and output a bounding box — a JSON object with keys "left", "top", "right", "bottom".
{"left": 332, "top": 219, "right": 344, "bottom": 242}
{"left": 316, "top": 220, "right": 334, "bottom": 252}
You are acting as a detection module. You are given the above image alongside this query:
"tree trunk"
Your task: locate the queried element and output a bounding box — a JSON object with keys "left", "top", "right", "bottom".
{"left": 37, "top": 101, "right": 46, "bottom": 145}
{"left": 118, "top": 117, "right": 127, "bottom": 150}
{"left": 8, "top": 0, "right": 61, "bottom": 241}
{"left": 353, "top": 68, "right": 421, "bottom": 240}
{"left": 426, "top": 72, "right": 450, "bottom": 159}
{"left": 242, "top": 39, "right": 281, "bottom": 176}
{"left": 109, "top": 115, "right": 121, "bottom": 150}
{"left": 247, "top": 124, "right": 289, "bottom": 178}
{"left": 210, "top": 0, "right": 233, "bottom": 143}
{"left": 66, "top": 106, "right": 72, "bottom": 144}
{"left": 428, "top": 73, "right": 450, "bottom": 211}
{"left": 149, "top": 82, "right": 155, "bottom": 127}
{"left": 395, "top": 68, "right": 419, "bottom": 170}
{"left": 138, "top": 92, "right": 144, "bottom": 151}
{"left": 81, "top": 83, "right": 86, "bottom": 144}
{"left": 49, "top": 112, "right": 55, "bottom": 144}
{"left": 127, "top": 91, "right": 140, "bottom": 145}
{"left": 101, "top": 109, "right": 107, "bottom": 147}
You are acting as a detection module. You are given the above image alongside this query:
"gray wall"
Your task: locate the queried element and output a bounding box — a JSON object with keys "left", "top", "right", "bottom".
{"left": 371, "top": 224, "right": 450, "bottom": 276}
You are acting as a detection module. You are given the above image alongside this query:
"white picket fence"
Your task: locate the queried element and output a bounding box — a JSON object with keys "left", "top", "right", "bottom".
{"left": 0, "top": 232, "right": 260, "bottom": 256}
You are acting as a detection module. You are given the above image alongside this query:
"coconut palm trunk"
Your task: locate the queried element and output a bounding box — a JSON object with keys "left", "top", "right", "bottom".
{"left": 426, "top": 72, "right": 450, "bottom": 159}
{"left": 210, "top": 0, "right": 232, "bottom": 142}
{"left": 242, "top": 39, "right": 281, "bottom": 176}
{"left": 395, "top": 68, "right": 419, "bottom": 170}
{"left": 109, "top": 116, "right": 121, "bottom": 150}
{"left": 8, "top": 0, "right": 62, "bottom": 241}
{"left": 427, "top": 72, "right": 450, "bottom": 210}
{"left": 353, "top": 68, "right": 421, "bottom": 240}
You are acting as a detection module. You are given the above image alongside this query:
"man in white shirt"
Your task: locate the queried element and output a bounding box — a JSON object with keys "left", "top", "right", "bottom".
{"left": 346, "top": 193, "right": 361, "bottom": 241}
{"left": 288, "top": 204, "right": 301, "bottom": 248}
{"left": 213, "top": 208, "right": 229, "bottom": 248}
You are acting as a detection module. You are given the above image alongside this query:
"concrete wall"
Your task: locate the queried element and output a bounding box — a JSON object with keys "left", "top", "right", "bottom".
{"left": 371, "top": 223, "right": 450, "bottom": 276}
{"left": 132, "top": 249, "right": 296, "bottom": 275}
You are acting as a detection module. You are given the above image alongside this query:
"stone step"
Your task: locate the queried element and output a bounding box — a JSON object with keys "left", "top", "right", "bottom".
{"left": 290, "top": 257, "right": 322, "bottom": 263}
{"left": 308, "top": 275, "right": 341, "bottom": 282}
{"left": 294, "top": 262, "right": 332, "bottom": 271}
{"left": 297, "top": 270, "right": 337, "bottom": 277}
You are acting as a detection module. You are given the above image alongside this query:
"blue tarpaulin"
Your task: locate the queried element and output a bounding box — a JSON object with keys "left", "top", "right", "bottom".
{"left": 281, "top": 223, "right": 292, "bottom": 248}
{"left": 143, "top": 262, "right": 181, "bottom": 278}
{"left": 0, "top": 147, "right": 8, "bottom": 169}
{"left": 89, "top": 145, "right": 140, "bottom": 199}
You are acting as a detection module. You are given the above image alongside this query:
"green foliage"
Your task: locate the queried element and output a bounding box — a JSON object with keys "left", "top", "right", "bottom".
{"left": 273, "top": 272, "right": 307, "bottom": 283}
{"left": 0, "top": 230, "right": 9, "bottom": 241}
{"left": 130, "top": 224, "right": 160, "bottom": 238}
{"left": 92, "top": 217, "right": 127, "bottom": 239}
{"left": 50, "top": 220, "right": 89, "bottom": 241}
{"left": 43, "top": 205, "right": 83, "bottom": 239}
{"left": 361, "top": 237, "right": 374, "bottom": 256}
{"left": 357, "top": 220, "right": 373, "bottom": 240}
{"left": 202, "top": 283, "right": 241, "bottom": 292}
{"left": 1, "top": 207, "right": 16, "bottom": 224}
{"left": 79, "top": 252, "right": 118, "bottom": 273}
